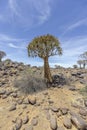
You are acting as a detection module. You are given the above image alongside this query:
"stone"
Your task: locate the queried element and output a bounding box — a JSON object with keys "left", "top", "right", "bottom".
{"left": 69, "top": 86, "right": 76, "bottom": 91}
{"left": 57, "top": 127, "right": 65, "bottom": 130}
{"left": 84, "top": 100, "right": 87, "bottom": 107}
{"left": 29, "top": 97, "right": 36, "bottom": 105}
{"left": 0, "top": 90, "right": 6, "bottom": 95}
{"left": 17, "top": 99, "right": 23, "bottom": 104}
{"left": 43, "top": 92, "right": 48, "bottom": 95}
{"left": 22, "top": 105, "right": 27, "bottom": 109}
{"left": 71, "top": 112, "right": 87, "bottom": 130}
{"left": 12, "top": 118, "right": 17, "bottom": 123}
{"left": 24, "top": 125, "right": 33, "bottom": 130}
{"left": 63, "top": 117, "right": 72, "bottom": 129}
{"left": 2, "top": 94, "right": 7, "bottom": 99}
{"left": 15, "top": 119, "right": 22, "bottom": 130}
{"left": 51, "top": 107, "right": 59, "bottom": 112}
{"left": 71, "top": 102, "right": 79, "bottom": 108}
{"left": 12, "top": 93, "right": 17, "bottom": 98}
{"left": 23, "top": 98, "right": 29, "bottom": 104}
{"left": 45, "top": 111, "right": 51, "bottom": 120}
{"left": 48, "top": 100, "right": 54, "bottom": 104}
{"left": 57, "top": 111, "right": 62, "bottom": 118}
{"left": 79, "top": 108, "right": 87, "bottom": 116}
{"left": 9, "top": 105, "right": 16, "bottom": 111}
{"left": 60, "top": 108, "right": 68, "bottom": 115}
{"left": 31, "top": 118, "right": 38, "bottom": 126}
{"left": 23, "top": 116, "right": 29, "bottom": 124}
{"left": 6, "top": 90, "right": 12, "bottom": 96}
{"left": 50, "top": 116, "right": 57, "bottom": 130}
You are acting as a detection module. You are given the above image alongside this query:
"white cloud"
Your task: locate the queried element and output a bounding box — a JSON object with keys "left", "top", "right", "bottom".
{"left": 62, "top": 18, "right": 87, "bottom": 36}
{"left": 0, "top": 34, "right": 26, "bottom": 42}
{"left": 8, "top": 43, "right": 20, "bottom": 49}
{"left": 49, "top": 35, "right": 87, "bottom": 67}
{"left": 62, "top": 36, "right": 87, "bottom": 57}
{"left": 9, "top": 0, "right": 20, "bottom": 16}
{"left": 0, "top": 34, "right": 27, "bottom": 52}
{"left": 8, "top": 43, "right": 26, "bottom": 49}
{"left": 7, "top": 0, "right": 52, "bottom": 27}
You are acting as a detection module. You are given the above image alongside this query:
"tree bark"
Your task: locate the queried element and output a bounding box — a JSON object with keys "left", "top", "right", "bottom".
{"left": 44, "top": 57, "right": 52, "bottom": 83}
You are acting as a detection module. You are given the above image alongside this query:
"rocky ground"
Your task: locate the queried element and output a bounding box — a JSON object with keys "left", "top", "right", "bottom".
{"left": 0, "top": 60, "right": 87, "bottom": 130}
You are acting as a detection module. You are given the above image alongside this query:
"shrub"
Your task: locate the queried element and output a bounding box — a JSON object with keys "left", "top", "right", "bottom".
{"left": 14, "top": 74, "right": 47, "bottom": 94}
{"left": 79, "top": 85, "right": 87, "bottom": 98}
{"left": 73, "top": 64, "right": 78, "bottom": 68}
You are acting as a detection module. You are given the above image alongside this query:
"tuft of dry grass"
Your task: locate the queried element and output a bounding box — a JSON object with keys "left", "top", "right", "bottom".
{"left": 79, "top": 85, "right": 87, "bottom": 98}
{"left": 14, "top": 73, "right": 47, "bottom": 94}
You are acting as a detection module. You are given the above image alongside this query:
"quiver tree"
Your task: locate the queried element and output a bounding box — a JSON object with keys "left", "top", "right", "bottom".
{"left": 80, "top": 51, "right": 87, "bottom": 69}
{"left": 27, "top": 34, "right": 62, "bottom": 83}
{"left": 0, "top": 51, "right": 6, "bottom": 62}
{"left": 77, "top": 60, "right": 82, "bottom": 69}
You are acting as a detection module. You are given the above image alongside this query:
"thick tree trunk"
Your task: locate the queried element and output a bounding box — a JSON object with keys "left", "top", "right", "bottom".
{"left": 44, "top": 57, "right": 52, "bottom": 83}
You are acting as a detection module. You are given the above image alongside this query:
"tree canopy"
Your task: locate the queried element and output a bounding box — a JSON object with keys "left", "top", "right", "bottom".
{"left": 28, "top": 34, "right": 62, "bottom": 58}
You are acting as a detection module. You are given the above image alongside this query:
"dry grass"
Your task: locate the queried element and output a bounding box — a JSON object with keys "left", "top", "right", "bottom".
{"left": 14, "top": 73, "right": 47, "bottom": 94}
{"left": 79, "top": 85, "right": 87, "bottom": 98}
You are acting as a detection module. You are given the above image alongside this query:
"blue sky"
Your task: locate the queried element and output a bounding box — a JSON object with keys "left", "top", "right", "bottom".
{"left": 0, "top": 0, "right": 87, "bottom": 67}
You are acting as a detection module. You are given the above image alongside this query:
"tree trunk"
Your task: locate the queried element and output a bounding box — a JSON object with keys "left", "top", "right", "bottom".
{"left": 44, "top": 57, "right": 52, "bottom": 83}
{"left": 83, "top": 63, "right": 85, "bottom": 69}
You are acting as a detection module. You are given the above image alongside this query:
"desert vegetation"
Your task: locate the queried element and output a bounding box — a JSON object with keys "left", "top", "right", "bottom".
{"left": 27, "top": 34, "right": 62, "bottom": 83}
{"left": 0, "top": 35, "right": 87, "bottom": 130}
{"left": 77, "top": 51, "right": 87, "bottom": 69}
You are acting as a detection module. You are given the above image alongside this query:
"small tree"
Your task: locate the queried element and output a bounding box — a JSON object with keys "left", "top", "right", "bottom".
{"left": 73, "top": 64, "right": 78, "bottom": 69}
{"left": 80, "top": 52, "right": 87, "bottom": 69}
{"left": 77, "top": 60, "right": 82, "bottom": 69}
{"left": 0, "top": 51, "right": 6, "bottom": 62}
{"left": 27, "top": 34, "right": 62, "bottom": 83}
{"left": 82, "top": 60, "right": 87, "bottom": 69}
